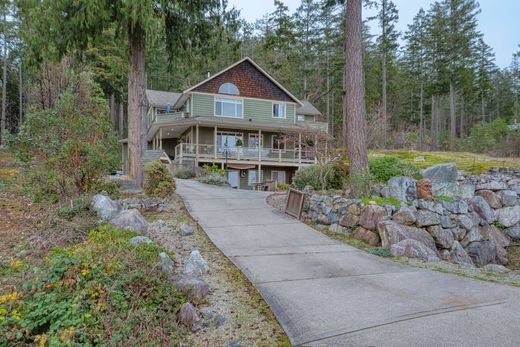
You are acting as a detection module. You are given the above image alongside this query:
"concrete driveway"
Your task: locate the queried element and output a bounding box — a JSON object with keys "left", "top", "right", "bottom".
{"left": 177, "top": 179, "right": 520, "bottom": 346}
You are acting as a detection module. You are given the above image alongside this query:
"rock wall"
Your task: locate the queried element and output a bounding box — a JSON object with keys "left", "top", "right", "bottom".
{"left": 304, "top": 164, "right": 520, "bottom": 268}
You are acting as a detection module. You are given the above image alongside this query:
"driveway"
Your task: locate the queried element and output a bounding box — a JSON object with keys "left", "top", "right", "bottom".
{"left": 176, "top": 179, "right": 520, "bottom": 346}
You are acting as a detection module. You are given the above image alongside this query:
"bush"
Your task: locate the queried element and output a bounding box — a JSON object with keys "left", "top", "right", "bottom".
{"left": 277, "top": 183, "right": 289, "bottom": 191}
{"left": 197, "top": 173, "right": 228, "bottom": 186}
{"left": 174, "top": 169, "right": 195, "bottom": 179}
{"left": 0, "top": 225, "right": 184, "bottom": 345}
{"left": 368, "top": 156, "right": 421, "bottom": 183}
{"left": 292, "top": 163, "right": 346, "bottom": 191}
{"left": 461, "top": 119, "right": 511, "bottom": 153}
{"left": 144, "top": 161, "right": 176, "bottom": 197}
{"left": 202, "top": 163, "right": 225, "bottom": 176}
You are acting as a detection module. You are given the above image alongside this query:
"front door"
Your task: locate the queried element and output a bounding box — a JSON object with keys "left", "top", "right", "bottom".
{"left": 227, "top": 170, "right": 239, "bottom": 189}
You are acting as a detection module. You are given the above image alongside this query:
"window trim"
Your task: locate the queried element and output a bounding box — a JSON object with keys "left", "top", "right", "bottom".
{"left": 248, "top": 133, "right": 264, "bottom": 148}
{"left": 271, "top": 170, "right": 286, "bottom": 184}
{"left": 248, "top": 169, "right": 263, "bottom": 186}
{"left": 218, "top": 82, "right": 240, "bottom": 95}
{"left": 271, "top": 135, "right": 286, "bottom": 153}
{"left": 297, "top": 114, "right": 305, "bottom": 122}
{"left": 272, "top": 102, "right": 287, "bottom": 119}
{"left": 214, "top": 96, "right": 244, "bottom": 118}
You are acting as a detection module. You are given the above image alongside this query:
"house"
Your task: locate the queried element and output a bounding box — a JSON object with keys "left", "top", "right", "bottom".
{"left": 122, "top": 57, "right": 329, "bottom": 189}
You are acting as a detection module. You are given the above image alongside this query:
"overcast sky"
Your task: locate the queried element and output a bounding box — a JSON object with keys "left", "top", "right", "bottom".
{"left": 228, "top": 0, "right": 520, "bottom": 68}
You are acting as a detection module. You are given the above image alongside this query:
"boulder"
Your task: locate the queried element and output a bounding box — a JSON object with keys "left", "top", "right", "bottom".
{"left": 440, "top": 215, "right": 455, "bottom": 229}
{"left": 482, "top": 264, "right": 511, "bottom": 273}
{"left": 329, "top": 223, "right": 345, "bottom": 233}
{"left": 416, "top": 200, "right": 444, "bottom": 214}
{"left": 499, "top": 190, "right": 518, "bottom": 207}
{"left": 450, "top": 227, "right": 467, "bottom": 241}
{"left": 392, "top": 206, "right": 417, "bottom": 226}
{"left": 440, "top": 200, "right": 468, "bottom": 214}
{"left": 352, "top": 226, "right": 381, "bottom": 246}
{"left": 415, "top": 210, "right": 440, "bottom": 227}
{"left": 461, "top": 230, "right": 484, "bottom": 247}
{"left": 505, "top": 224, "right": 520, "bottom": 240}
{"left": 466, "top": 241, "right": 497, "bottom": 267}
{"left": 359, "top": 204, "right": 388, "bottom": 231}
{"left": 382, "top": 176, "right": 417, "bottom": 202}
{"left": 91, "top": 194, "right": 120, "bottom": 221}
{"left": 339, "top": 213, "right": 359, "bottom": 228}
{"left": 317, "top": 214, "right": 332, "bottom": 225}
{"left": 432, "top": 182, "right": 474, "bottom": 199}
{"left": 377, "top": 220, "right": 437, "bottom": 252}
{"left": 128, "top": 236, "right": 153, "bottom": 245}
{"left": 159, "top": 252, "right": 175, "bottom": 277}
{"left": 427, "top": 225, "right": 454, "bottom": 249}
{"left": 390, "top": 239, "right": 440, "bottom": 262}
{"left": 456, "top": 214, "right": 474, "bottom": 231}
{"left": 178, "top": 302, "right": 200, "bottom": 327}
{"left": 469, "top": 196, "right": 496, "bottom": 224}
{"left": 476, "top": 190, "right": 502, "bottom": 209}
{"left": 183, "top": 250, "right": 209, "bottom": 276}
{"left": 109, "top": 209, "right": 149, "bottom": 234}
{"left": 481, "top": 224, "right": 510, "bottom": 248}
{"left": 179, "top": 223, "right": 195, "bottom": 236}
{"left": 422, "top": 163, "right": 457, "bottom": 183}
{"left": 416, "top": 179, "right": 433, "bottom": 199}
{"left": 173, "top": 275, "right": 210, "bottom": 301}
{"left": 450, "top": 241, "right": 474, "bottom": 266}
{"left": 495, "top": 205, "right": 520, "bottom": 228}
{"left": 476, "top": 181, "right": 508, "bottom": 191}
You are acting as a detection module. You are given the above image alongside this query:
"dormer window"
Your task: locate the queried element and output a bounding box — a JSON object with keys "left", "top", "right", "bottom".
{"left": 218, "top": 82, "right": 240, "bottom": 95}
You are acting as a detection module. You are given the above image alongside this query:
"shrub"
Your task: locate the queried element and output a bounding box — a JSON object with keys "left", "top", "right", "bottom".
{"left": 174, "top": 169, "right": 195, "bottom": 179}
{"left": 368, "top": 156, "right": 421, "bottom": 183}
{"left": 367, "top": 247, "right": 392, "bottom": 257}
{"left": 292, "top": 163, "right": 346, "bottom": 191}
{"left": 0, "top": 225, "right": 184, "bottom": 345}
{"left": 202, "top": 163, "right": 225, "bottom": 176}
{"left": 348, "top": 169, "right": 372, "bottom": 197}
{"left": 277, "top": 183, "right": 289, "bottom": 191}
{"left": 144, "top": 161, "right": 176, "bottom": 197}
{"left": 461, "top": 119, "right": 511, "bottom": 153}
{"left": 197, "top": 173, "right": 228, "bottom": 186}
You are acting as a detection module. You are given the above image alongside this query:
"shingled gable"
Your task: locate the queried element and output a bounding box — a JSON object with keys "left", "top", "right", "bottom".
{"left": 184, "top": 57, "right": 303, "bottom": 105}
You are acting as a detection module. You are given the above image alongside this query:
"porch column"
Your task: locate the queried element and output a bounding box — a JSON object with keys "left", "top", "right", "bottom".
{"left": 159, "top": 128, "right": 163, "bottom": 150}
{"left": 314, "top": 134, "right": 318, "bottom": 164}
{"left": 258, "top": 129, "right": 262, "bottom": 162}
{"left": 298, "top": 132, "right": 302, "bottom": 164}
{"left": 214, "top": 126, "right": 218, "bottom": 159}
{"left": 152, "top": 134, "right": 155, "bottom": 150}
{"left": 195, "top": 123, "right": 199, "bottom": 166}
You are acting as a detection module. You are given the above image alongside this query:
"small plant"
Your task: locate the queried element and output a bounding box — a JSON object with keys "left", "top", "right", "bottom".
{"left": 434, "top": 195, "right": 455, "bottom": 202}
{"left": 202, "top": 163, "right": 225, "bottom": 176}
{"left": 368, "top": 156, "right": 421, "bottom": 183}
{"left": 367, "top": 247, "right": 392, "bottom": 257}
{"left": 494, "top": 221, "right": 507, "bottom": 229}
{"left": 197, "top": 173, "right": 228, "bottom": 186}
{"left": 174, "top": 169, "right": 195, "bottom": 179}
{"left": 361, "top": 197, "right": 401, "bottom": 208}
{"left": 277, "top": 183, "right": 289, "bottom": 191}
{"left": 144, "top": 161, "right": 176, "bottom": 197}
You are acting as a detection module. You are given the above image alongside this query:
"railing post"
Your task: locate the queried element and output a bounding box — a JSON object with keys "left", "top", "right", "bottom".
{"left": 180, "top": 143, "right": 183, "bottom": 158}
{"left": 195, "top": 124, "right": 199, "bottom": 166}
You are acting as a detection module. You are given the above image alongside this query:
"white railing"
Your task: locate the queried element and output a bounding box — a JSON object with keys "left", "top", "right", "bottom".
{"left": 174, "top": 143, "right": 316, "bottom": 164}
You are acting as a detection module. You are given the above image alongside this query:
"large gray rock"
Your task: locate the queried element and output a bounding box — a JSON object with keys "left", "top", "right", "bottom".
{"left": 505, "top": 224, "right": 520, "bottom": 240}
{"left": 466, "top": 241, "right": 497, "bottom": 267}
{"left": 476, "top": 190, "right": 502, "bottom": 209}
{"left": 495, "top": 205, "right": 520, "bottom": 228}
{"left": 499, "top": 190, "right": 518, "bottom": 207}
{"left": 483, "top": 264, "right": 511, "bottom": 273}
{"left": 183, "top": 250, "right": 209, "bottom": 276}
{"left": 456, "top": 214, "right": 474, "bottom": 231}
{"left": 329, "top": 223, "right": 346, "bottom": 234}
{"left": 352, "top": 226, "right": 380, "bottom": 246}
{"left": 178, "top": 302, "right": 200, "bottom": 327}
{"left": 481, "top": 224, "right": 510, "bottom": 249}
{"left": 469, "top": 196, "right": 496, "bottom": 224}
{"left": 422, "top": 163, "right": 457, "bottom": 183}
{"left": 339, "top": 213, "right": 359, "bottom": 228}
{"left": 179, "top": 223, "right": 195, "bottom": 236}
{"left": 440, "top": 200, "right": 468, "bottom": 214}
{"left": 390, "top": 239, "right": 440, "bottom": 262}
{"left": 427, "top": 225, "right": 454, "bottom": 249}
{"left": 382, "top": 176, "right": 417, "bottom": 202}
{"left": 415, "top": 210, "right": 440, "bottom": 227}
{"left": 476, "top": 181, "right": 508, "bottom": 191}
{"left": 173, "top": 275, "right": 210, "bottom": 301}
{"left": 392, "top": 206, "right": 416, "bottom": 225}
{"left": 109, "top": 209, "right": 149, "bottom": 234}
{"left": 432, "top": 182, "right": 474, "bottom": 199}
{"left": 128, "top": 236, "right": 153, "bottom": 245}
{"left": 159, "top": 252, "right": 175, "bottom": 277}
{"left": 450, "top": 241, "right": 474, "bottom": 266}
{"left": 451, "top": 227, "right": 467, "bottom": 241}
{"left": 416, "top": 200, "right": 444, "bottom": 214}
{"left": 359, "top": 204, "right": 388, "bottom": 231}
{"left": 461, "top": 230, "right": 484, "bottom": 247}
{"left": 377, "top": 220, "right": 437, "bottom": 252}
{"left": 91, "top": 194, "right": 120, "bottom": 221}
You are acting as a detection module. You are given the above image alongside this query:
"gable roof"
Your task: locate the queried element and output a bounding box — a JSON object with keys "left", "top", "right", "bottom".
{"left": 297, "top": 100, "right": 322, "bottom": 116}
{"left": 146, "top": 89, "right": 181, "bottom": 108}
{"left": 183, "top": 57, "right": 303, "bottom": 106}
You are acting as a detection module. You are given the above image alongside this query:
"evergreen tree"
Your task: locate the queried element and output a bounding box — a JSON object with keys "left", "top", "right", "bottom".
{"left": 474, "top": 37, "right": 496, "bottom": 121}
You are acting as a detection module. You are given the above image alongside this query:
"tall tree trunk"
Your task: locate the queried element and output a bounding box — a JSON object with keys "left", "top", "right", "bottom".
{"left": 19, "top": 61, "right": 22, "bottom": 128}
{"left": 118, "top": 102, "right": 124, "bottom": 140}
{"left": 449, "top": 82, "right": 456, "bottom": 150}
{"left": 481, "top": 95, "right": 485, "bottom": 122}
{"left": 344, "top": 0, "right": 369, "bottom": 173}
{"left": 1, "top": 8, "right": 6, "bottom": 145}
{"left": 382, "top": 51, "right": 387, "bottom": 143}
{"left": 431, "top": 95, "right": 437, "bottom": 151}
{"left": 460, "top": 94, "right": 465, "bottom": 138}
{"left": 127, "top": 25, "right": 147, "bottom": 186}
{"left": 109, "top": 93, "right": 116, "bottom": 129}
{"left": 419, "top": 80, "right": 424, "bottom": 151}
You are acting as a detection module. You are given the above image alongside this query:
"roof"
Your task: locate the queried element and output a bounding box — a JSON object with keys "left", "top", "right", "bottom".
{"left": 146, "top": 90, "right": 181, "bottom": 108}
{"left": 297, "top": 100, "right": 322, "bottom": 116}
{"left": 181, "top": 57, "right": 303, "bottom": 106}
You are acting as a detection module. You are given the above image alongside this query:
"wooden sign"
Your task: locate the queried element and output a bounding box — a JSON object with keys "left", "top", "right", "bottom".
{"left": 285, "top": 188, "right": 305, "bottom": 219}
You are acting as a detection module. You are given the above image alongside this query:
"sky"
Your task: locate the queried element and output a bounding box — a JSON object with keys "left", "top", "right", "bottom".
{"left": 228, "top": 0, "right": 520, "bottom": 68}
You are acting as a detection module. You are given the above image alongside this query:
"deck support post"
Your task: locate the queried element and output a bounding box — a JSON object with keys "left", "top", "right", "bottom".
{"left": 298, "top": 132, "right": 302, "bottom": 164}
{"left": 258, "top": 129, "right": 262, "bottom": 185}
{"left": 214, "top": 126, "right": 218, "bottom": 159}
{"left": 159, "top": 128, "right": 163, "bottom": 150}
{"left": 195, "top": 123, "right": 199, "bottom": 167}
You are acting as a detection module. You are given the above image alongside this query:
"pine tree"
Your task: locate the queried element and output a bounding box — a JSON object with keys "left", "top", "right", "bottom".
{"left": 474, "top": 37, "right": 496, "bottom": 121}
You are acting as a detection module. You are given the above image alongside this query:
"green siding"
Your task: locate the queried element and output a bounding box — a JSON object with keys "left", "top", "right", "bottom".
{"left": 286, "top": 104, "right": 295, "bottom": 119}
{"left": 243, "top": 99, "right": 272, "bottom": 121}
{"left": 192, "top": 93, "right": 214, "bottom": 116}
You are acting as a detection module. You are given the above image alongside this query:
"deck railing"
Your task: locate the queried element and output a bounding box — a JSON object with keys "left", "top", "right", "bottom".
{"left": 174, "top": 143, "right": 316, "bottom": 164}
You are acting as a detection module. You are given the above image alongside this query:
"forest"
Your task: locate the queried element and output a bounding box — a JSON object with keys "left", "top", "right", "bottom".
{"left": 0, "top": 0, "right": 519, "bottom": 156}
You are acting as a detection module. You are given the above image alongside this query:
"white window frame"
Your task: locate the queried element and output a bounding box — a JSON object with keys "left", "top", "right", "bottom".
{"left": 272, "top": 102, "right": 287, "bottom": 119}
{"left": 297, "top": 114, "right": 305, "bottom": 122}
{"left": 217, "top": 131, "right": 243, "bottom": 149}
{"left": 248, "top": 169, "right": 263, "bottom": 186}
{"left": 271, "top": 170, "right": 286, "bottom": 184}
{"left": 218, "top": 82, "right": 240, "bottom": 95}
{"left": 215, "top": 97, "right": 243, "bottom": 118}
{"left": 271, "top": 135, "right": 286, "bottom": 153}
{"left": 248, "top": 133, "right": 264, "bottom": 148}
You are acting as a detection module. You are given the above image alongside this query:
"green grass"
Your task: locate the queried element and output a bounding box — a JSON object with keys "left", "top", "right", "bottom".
{"left": 361, "top": 197, "right": 401, "bottom": 208}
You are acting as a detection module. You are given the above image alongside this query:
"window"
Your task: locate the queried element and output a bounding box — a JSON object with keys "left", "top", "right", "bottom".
{"left": 217, "top": 132, "right": 243, "bottom": 153}
{"left": 273, "top": 103, "right": 286, "bottom": 118}
{"left": 218, "top": 83, "right": 240, "bottom": 95}
{"left": 248, "top": 133, "right": 263, "bottom": 148}
{"left": 215, "top": 97, "right": 243, "bottom": 118}
{"left": 272, "top": 171, "right": 286, "bottom": 184}
{"left": 272, "top": 135, "right": 285, "bottom": 152}
{"left": 248, "top": 169, "right": 263, "bottom": 185}
{"left": 297, "top": 114, "right": 305, "bottom": 122}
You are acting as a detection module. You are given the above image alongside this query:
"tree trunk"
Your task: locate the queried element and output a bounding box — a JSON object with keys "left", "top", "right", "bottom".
{"left": 19, "top": 61, "right": 22, "bottom": 128}
{"left": 0, "top": 9, "right": 7, "bottom": 145}
{"left": 481, "top": 95, "right": 485, "bottom": 122}
{"left": 382, "top": 51, "right": 387, "bottom": 143}
{"left": 344, "top": 0, "right": 369, "bottom": 173}
{"left": 118, "top": 102, "right": 124, "bottom": 140}
{"left": 419, "top": 80, "right": 424, "bottom": 151}
{"left": 460, "top": 94, "right": 465, "bottom": 138}
{"left": 127, "top": 24, "right": 147, "bottom": 186}
{"left": 449, "top": 82, "right": 456, "bottom": 150}
{"left": 109, "top": 93, "right": 116, "bottom": 129}
{"left": 431, "top": 95, "right": 437, "bottom": 151}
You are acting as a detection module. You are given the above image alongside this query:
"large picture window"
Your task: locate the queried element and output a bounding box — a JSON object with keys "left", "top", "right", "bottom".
{"left": 217, "top": 132, "right": 243, "bottom": 153}
{"left": 273, "top": 103, "right": 286, "bottom": 119}
{"left": 215, "top": 97, "right": 243, "bottom": 118}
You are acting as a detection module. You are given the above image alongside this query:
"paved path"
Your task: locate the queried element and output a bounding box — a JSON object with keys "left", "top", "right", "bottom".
{"left": 177, "top": 179, "right": 520, "bottom": 346}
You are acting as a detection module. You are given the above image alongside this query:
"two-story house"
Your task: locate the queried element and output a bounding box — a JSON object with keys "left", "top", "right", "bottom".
{"left": 122, "top": 57, "right": 328, "bottom": 189}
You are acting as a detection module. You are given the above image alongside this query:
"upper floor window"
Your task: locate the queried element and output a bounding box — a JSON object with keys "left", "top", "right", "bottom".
{"left": 297, "top": 114, "right": 305, "bottom": 122}
{"left": 218, "top": 82, "right": 240, "bottom": 95}
{"left": 273, "top": 103, "right": 286, "bottom": 119}
{"left": 215, "top": 97, "right": 243, "bottom": 118}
